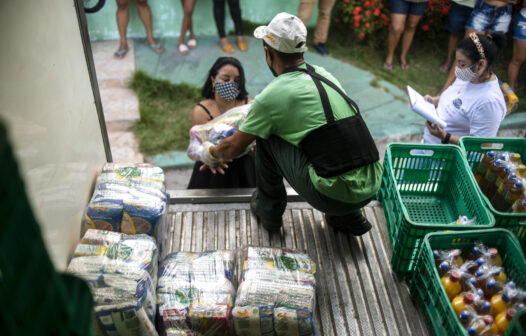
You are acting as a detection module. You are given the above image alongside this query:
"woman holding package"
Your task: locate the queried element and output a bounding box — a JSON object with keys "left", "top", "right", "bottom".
{"left": 422, "top": 32, "right": 507, "bottom": 144}
{"left": 187, "top": 57, "right": 256, "bottom": 189}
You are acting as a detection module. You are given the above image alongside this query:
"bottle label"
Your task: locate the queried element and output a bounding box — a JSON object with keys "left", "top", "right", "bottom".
{"left": 497, "top": 183, "right": 506, "bottom": 195}
{"left": 496, "top": 177, "right": 504, "bottom": 190}
{"left": 486, "top": 172, "right": 496, "bottom": 183}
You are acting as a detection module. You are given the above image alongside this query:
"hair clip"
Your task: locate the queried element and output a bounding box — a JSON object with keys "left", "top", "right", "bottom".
{"left": 469, "top": 33, "right": 486, "bottom": 59}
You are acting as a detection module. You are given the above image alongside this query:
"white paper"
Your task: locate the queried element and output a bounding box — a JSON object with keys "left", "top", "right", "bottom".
{"left": 406, "top": 85, "right": 447, "bottom": 129}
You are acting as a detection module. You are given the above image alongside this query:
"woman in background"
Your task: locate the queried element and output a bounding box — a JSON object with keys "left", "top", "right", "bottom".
{"left": 178, "top": 0, "right": 197, "bottom": 55}
{"left": 423, "top": 33, "right": 507, "bottom": 144}
{"left": 188, "top": 57, "right": 256, "bottom": 189}
{"left": 213, "top": 0, "right": 248, "bottom": 53}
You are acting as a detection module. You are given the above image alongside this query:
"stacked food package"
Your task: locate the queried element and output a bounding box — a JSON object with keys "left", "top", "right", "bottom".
{"left": 67, "top": 229, "right": 159, "bottom": 336}
{"left": 156, "top": 251, "right": 236, "bottom": 336}
{"left": 82, "top": 163, "right": 168, "bottom": 237}
{"left": 232, "top": 247, "right": 317, "bottom": 336}
{"left": 186, "top": 104, "right": 253, "bottom": 162}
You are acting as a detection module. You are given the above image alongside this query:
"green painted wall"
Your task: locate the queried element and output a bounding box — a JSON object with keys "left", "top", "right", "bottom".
{"left": 87, "top": 0, "right": 319, "bottom": 41}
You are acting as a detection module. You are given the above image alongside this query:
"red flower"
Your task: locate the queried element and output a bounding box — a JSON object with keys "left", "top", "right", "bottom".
{"left": 429, "top": 0, "right": 434, "bottom": 5}
{"left": 442, "top": 6, "right": 450, "bottom": 15}
{"left": 352, "top": 8, "right": 359, "bottom": 15}
{"left": 356, "top": 6, "right": 363, "bottom": 11}
{"left": 380, "top": 13, "right": 388, "bottom": 20}
{"left": 422, "top": 24, "right": 430, "bottom": 31}
{"left": 354, "top": 15, "right": 361, "bottom": 21}
{"left": 358, "top": 32, "right": 365, "bottom": 39}
{"left": 334, "top": 18, "right": 340, "bottom": 23}
{"left": 354, "top": 21, "right": 360, "bottom": 27}
{"left": 373, "top": 8, "right": 380, "bottom": 16}
{"left": 374, "top": 20, "right": 380, "bottom": 24}
{"left": 365, "top": 10, "right": 371, "bottom": 17}
{"left": 364, "top": 1, "right": 371, "bottom": 6}
{"left": 344, "top": 0, "right": 349, "bottom": 3}
{"left": 365, "top": 22, "right": 371, "bottom": 28}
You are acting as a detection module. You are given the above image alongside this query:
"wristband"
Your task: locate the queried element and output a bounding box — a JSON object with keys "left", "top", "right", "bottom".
{"left": 441, "top": 132, "right": 451, "bottom": 144}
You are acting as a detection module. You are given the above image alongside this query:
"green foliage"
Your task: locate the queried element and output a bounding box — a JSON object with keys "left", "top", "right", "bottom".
{"left": 129, "top": 71, "right": 201, "bottom": 155}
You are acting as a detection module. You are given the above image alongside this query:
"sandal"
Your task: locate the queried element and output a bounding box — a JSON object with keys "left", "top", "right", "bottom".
{"left": 188, "top": 38, "right": 197, "bottom": 49}
{"left": 114, "top": 48, "right": 128, "bottom": 59}
{"left": 221, "top": 44, "right": 235, "bottom": 54}
{"left": 383, "top": 62, "right": 392, "bottom": 71}
{"left": 149, "top": 43, "right": 164, "bottom": 53}
{"left": 401, "top": 62, "right": 410, "bottom": 70}
{"left": 178, "top": 44, "right": 189, "bottom": 55}
{"left": 237, "top": 42, "right": 248, "bottom": 52}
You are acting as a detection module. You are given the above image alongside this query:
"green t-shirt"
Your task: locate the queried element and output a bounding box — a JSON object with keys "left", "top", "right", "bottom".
{"left": 239, "top": 64, "right": 383, "bottom": 203}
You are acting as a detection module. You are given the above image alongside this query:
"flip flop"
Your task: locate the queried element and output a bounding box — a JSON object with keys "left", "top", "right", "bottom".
{"left": 149, "top": 43, "right": 163, "bottom": 53}
{"left": 237, "top": 42, "right": 248, "bottom": 52}
{"left": 187, "top": 38, "right": 197, "bottom": 49}
{"left": 221, "top": 44, "right": 235, "bottom": 54}
{"left": 114, "top": 48, "right": 128, "bottom": 59}
{"left": 401, "top": 62, "right": 410, "bottom": 70}
{"left": 383, "top": 62, "right": 392, "bottom": 71}
{"left": 178, "top": 44, "right": 189, "bottom": 55}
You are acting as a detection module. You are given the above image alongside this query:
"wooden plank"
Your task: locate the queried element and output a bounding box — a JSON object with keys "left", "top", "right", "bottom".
{"left": 239, "top": 210, "right": 248, "bottom": 247}
{"left": 206, "top": 211, "right": 216, "bottom": 250}
{"left": 228, "top": 210, "right": 236, "bottom": 250}
{"left": 249, "top": 207, "right": 259, "bottom": 246}
{"left": 182, "top": 212, "right": 193, "bottom": 252}
{"left": 291, "top": 209, "right": 305, "bottom": 251}
{"left": 173, "top": 212, "right": 182, "bottom": 252}
{"left": 217, "top": 211, "right": 226, "bottom": 250}
{"left": 282, "top": 209, "right": 294, "bottom": 248}
{"left": 194, "top": 211, "right": 204, "bottom": 252}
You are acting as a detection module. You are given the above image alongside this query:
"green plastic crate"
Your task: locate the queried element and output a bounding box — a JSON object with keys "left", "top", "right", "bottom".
{"left": 410, "top": 229, "right": 526, "bottom": 336}
{"left": 459, "top": 137, "right": 526, "bottom": 251}
{"left": 377, "top": 143, "right": 495, "bottom": 276}
{"left": 507, "top": 308, "right": 526, "bottom": 336}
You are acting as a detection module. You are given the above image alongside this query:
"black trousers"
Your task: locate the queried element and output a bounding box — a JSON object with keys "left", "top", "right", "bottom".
{"left": 213, "top": 0, "right": 243, "bottom": 38}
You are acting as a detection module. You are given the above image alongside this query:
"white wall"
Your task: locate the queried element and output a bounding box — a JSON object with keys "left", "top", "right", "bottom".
{"left": 0, "top": 0, "right": 107, "bottom": 270}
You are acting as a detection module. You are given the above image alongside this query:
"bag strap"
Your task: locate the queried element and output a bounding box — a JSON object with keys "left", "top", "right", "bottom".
{"left": 282, "top": 64, "right": 361, "bottom": 123}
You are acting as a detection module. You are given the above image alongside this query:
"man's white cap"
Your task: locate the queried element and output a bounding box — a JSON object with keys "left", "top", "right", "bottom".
{"left": 253, "top": 12, "right": 308, "bottom": 54}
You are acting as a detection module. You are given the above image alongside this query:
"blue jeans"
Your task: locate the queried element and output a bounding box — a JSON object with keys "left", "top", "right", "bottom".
{"left": 466, "top": 0, "right": 512, "bottom": 33}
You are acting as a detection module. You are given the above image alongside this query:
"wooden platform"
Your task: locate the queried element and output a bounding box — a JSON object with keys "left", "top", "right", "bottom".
{"left": 160, "top": 193, "right": 430, "bottom": 336}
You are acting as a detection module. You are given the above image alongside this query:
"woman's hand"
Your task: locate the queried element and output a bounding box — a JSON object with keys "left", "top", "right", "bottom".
{"left": 426, "top": 121, "right": 447, "bottom": 140}
{"left": 199, "top": 161, "right": 231, "bottom": 175}
{"left": 424, "top": 95, "right": 440, "bottom": 107}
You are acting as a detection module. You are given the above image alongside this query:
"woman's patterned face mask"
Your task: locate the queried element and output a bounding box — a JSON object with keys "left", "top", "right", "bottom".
{"left": 215, "top": 81, "right": 240, "bottom": 101}
{"left": 454, "top": 64, "right": 479, "bottom": 82}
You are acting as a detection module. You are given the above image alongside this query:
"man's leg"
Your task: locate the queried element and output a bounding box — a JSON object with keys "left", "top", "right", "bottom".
{"left": 254, "top": 136, "right": 373, "bottom": 233}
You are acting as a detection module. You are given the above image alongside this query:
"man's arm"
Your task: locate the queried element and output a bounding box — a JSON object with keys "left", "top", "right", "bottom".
{"left": 211, "top": 130, "right": 257, "bottom": 161}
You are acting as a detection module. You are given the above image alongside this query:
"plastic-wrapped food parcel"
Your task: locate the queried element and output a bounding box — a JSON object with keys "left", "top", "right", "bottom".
{"left": 82, "top": 163, "right": 168, "bottom": 237}
{"left": 186, "top": 104, "right": 253, "bottom": 162}
{"left": 233, "top": 247, "right": 317, "bottom": 336}
{"left": 67, "top": 229, "right": 159, "bottom": 336}
{"left": 156, "top": 251, "right": 235, "bottom": 336}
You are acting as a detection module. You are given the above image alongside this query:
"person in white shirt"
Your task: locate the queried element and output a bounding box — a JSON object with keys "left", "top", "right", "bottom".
{"left": 423, "top": 32, "right": 507, "bottom": 145}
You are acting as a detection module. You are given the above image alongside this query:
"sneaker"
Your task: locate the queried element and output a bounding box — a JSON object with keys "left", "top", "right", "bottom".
{"left": 325, "top": 213, "right": 372, "bottom": 236}
{"left": 250, "top": 191, "right": 283, "bottom": 231}
{"left": 314, "top": 43, "right": 329, "bottom": 56}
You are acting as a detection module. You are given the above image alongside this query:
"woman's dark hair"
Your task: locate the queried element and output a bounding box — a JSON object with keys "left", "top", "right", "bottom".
{"left": 456, "top": 32, "right": 506, "bottom": 75}
{"left": 201, "top": 57, "right": 248, "bottom": 100}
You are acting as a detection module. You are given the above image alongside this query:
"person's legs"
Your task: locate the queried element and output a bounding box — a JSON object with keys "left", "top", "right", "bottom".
{"left": 385, "top": 13, "right": 407, "bottom": 69}
{"left": 313, "top": 0, "right": 336, "bottom": 44}
{"left": 254, "top": 136, "right": 373, "bottom": 231}
{"left": 508, "top": 39, "right": 526, "bottom": 92}
{"left": 226, "top": 0, "right": 247, "bottom": 51}
{"left": 442, "top": 2, "right": 472, "bottom": 72}
{"left": 134, "top": 0, "right": 162, "bottom": 52}
{"left": 213, "top": 0, "right": 227, "bottom": 38}
{"left": 399, "top": 14, "right": 424, "bottom": 69}
{"left": 115, "top": 0, "right": 131, "bottom": 55}
{"left": 178, "top": 0, "right": 196, "bottom": 51}
{"left": 297, "top": 0, "right": 316, "bottom": 26}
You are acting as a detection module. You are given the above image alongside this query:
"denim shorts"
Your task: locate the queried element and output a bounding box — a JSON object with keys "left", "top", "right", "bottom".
{"left": 513, "top": 8, "right": 526, "bottom": 41}
{"left": 390, "top": 0, "right": 429, "bottom": 16}
{"left": 465, "top": 0, "right": 513, "bottom": 33}
{"left": 446, "top": 2, "right": 473, "bottom": 34}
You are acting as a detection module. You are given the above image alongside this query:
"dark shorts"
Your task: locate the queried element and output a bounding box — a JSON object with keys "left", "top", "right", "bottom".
{"left": 390, "top": 0, "right": 428, "bottom": 16}
{"left": 446, "top": 2, "right": 473, "bottom": 34}
{"left": 513, "top": 8, "right": 526, "bottom": 42}
{"left": 465, "top": 0, "right": 512, "bottom": 33}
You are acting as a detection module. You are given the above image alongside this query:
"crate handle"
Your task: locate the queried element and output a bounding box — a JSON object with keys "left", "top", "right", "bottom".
{"left": 480, "top": 142, "right": 504, "bottom": 150}
{"left": 409, "top": 149, "right": 434, "bottom": 156}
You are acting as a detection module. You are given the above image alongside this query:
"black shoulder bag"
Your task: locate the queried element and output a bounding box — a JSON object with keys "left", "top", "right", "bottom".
{"left": 283, "top": 64, "right": 379, "bottom": 178}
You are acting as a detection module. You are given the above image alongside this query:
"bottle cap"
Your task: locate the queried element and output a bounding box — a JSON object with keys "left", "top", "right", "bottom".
{"left": 475, "top": 269, "right": 485, "bottom": 277}
{"left": 483, "top": 315, "right": 494, "bottom": 325}
{"left": 476, "top": 257, "right": 485, "bottom": 266}
{"left": 464, "top": 293, "right": 474, "bottom": 304}
{"left": 495, "top": 159, "right": 503, "bottom": 166}
{"left": 506, "top": 309, "right": 516, "bottom": 320}
{"left": 488, "top": 151, "right": 495, "bottom": 157}
{"left": 515, "top": 180, "right": 523, "bottom": 187}
{"left": 439, "top": 261, "right": 450, "bottom": 272}
{"left": 471, "top": 246, "right": 481, "bottom": 255}
{"left": 467, "top": 327, "right": 478, "bottom": 336}
{"left": 433, "top": 250, "right": 440, "bottom": 259}
{"left": 468, "top": 277, "right": 477, "bottom": 286}
{"left": 516, "top": 303, "right": 525, "bottom": 312}
{"left": 509, "top": 173, "right": 517, "bottom": 180}
{"left": 459, "top": 310, "right": 471, "bottom": 320}
{"left": 450, "top": 271, "right": 460, "bottom": 282}
{"left": 506, "top": 281, "right": 516, "bottom": 289}
{"left": 476, "top": 288, "right": 484, "bottom": 298}
{"left": 486, "top": 278, "right": 497, "bottom": 289}
{"left": 482, "top": 301, "right": 491, "bottom": 311}
{"left": 502, "top": 292, "right": 511, "bottom": 302}
{"left": 499, "top": 153, "right": 508, "bottom": 161}
{"left": 489, "top": 248, "right": 498, "bottom": 258}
